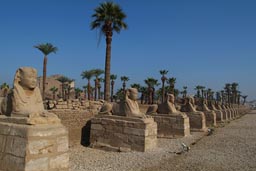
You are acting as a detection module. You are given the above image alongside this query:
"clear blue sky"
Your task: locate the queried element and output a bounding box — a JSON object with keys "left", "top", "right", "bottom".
{"left": 0, "top": 0, "right": 255, "bottom": 100}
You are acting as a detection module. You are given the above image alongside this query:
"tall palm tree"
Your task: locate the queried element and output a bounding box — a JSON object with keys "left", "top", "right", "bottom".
{"left": 110, "top": 74, "right": 117, "bottom": 102}
{"left": 120, "top": 76, "right": 129, "bottom": 92}
{"left": 49, "top": 86, "right": 58, "bottom": 100}
{"left": 0, "top": 83, "right": 9, "bottom": 97}
{"left": 82, "top": 85, "right": 88, "bottom": 100}
{"left": 56, "top": 76, "right": 71, "bottom": 100}
{"left": 159, "top": 69, "right": 168, "bottom": 103}
{"left": 91, "top": 1, "right": 127, "bottom": 102}
{"left": 34, "top": 43, "right": 58, "bottom": 100}
{"left": 81, "top": 70, "right": 94, "bottom": 100}
{"left": 92, "top": 69, "right": 104, "bottom": 101}
{"left": 167, "top": 77, "right": 176, "bottom": 95}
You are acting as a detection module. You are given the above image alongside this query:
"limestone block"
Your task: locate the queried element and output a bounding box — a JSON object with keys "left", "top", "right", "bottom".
{"left": 25, "top": 157, "right": 48, "bottom": 171}
{"left": 28, "top": 139, "right": 54, "bottom": 155}
{"left": 149, "top": 114, "right": 190, "bottom": 138}
{"left": 90, "top": 115, "right": 157, "bottom": 152}
{"left": 49, "top": 153, "right": 69, "bottom": 169}
{"left": 57, "top": 136, "right": 69, "bottom": 152}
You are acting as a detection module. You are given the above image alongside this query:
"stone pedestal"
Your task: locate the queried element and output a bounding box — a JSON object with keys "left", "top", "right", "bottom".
{"left": 90, "top": 115, "right": 157, "bottom": 152}
{"left": 149, "top": 114, "right": 190, "bottom": 138}
{"left": 203, "top": 111, "right": 217, "bottom": 127}
{"left": 185, "top": 112, "right": 207, "bottom": 132}
{"left": 0, "top": 116, "right": 69, "bottom": 171}
{"left": 213, "top": 110, "right": 223, "bottom": 122}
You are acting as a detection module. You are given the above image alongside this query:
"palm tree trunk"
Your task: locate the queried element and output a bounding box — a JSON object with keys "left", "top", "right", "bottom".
{"left": 104, "top": 36, "right": 112, "bottom": 102}
{"left": 98, "top": 86, "right": 101, "bottom": 100}
{"left": 111, "top": 81, "right": 114, "bottom": 102}
{"left": 43, "top": 56, "right": 47, "bottom": 100}
{"left": 88, "top": 82, "right": 91, "bottom": 100}
{"left": 94, "top": 79, "right": 98, "bottom": 101}
{"left": 161, "top": 80, "right": 165, "bottom": 103}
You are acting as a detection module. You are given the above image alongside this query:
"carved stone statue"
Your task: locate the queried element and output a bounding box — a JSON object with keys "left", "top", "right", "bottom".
{"left": 180, "top": 96, "right": 198, "bottom": 113}
{"left": 99, "top": 88, "right": 146, "bottom": 118}
{"left": 157, "top": 94, "right": 185, "bottom": 115}
{"left": 0, "top": 67, "right": 60, "bottom": 124}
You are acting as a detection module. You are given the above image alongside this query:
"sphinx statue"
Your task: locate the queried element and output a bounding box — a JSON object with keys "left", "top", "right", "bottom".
{"left": 156, "top": 94, "right": 185, "bottom": 116}
{"left": 208, "top": 100, "right": 223, "bottom": 122}
{"left": 0, "top": 67, "right": 60, "bottom": 124}
{"left": 196, "top": 98, "right": 217, "bottom": 127}
{"left": 180, "top": 96, "right": 207, "bottom": 131}
{"left": 99, "top": 88, "right": 146, "bottom": 118}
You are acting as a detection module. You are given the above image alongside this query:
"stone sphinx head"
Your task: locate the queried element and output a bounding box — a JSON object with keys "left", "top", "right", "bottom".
{"left": 126, "top": 88, "right": 138, "bottom": 101}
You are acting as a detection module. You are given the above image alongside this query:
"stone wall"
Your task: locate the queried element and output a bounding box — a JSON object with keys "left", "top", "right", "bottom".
{"left": 50, "top": 109, "right": 94, "bottom": 146}
{"left": 0, "top": 120, "right": 69, "bottom": 171}
{"left": 149, "top": 114, "right": 190, "bottom": 138}
{"left": 90, "top": 115, "right": 157, "bottom": 152}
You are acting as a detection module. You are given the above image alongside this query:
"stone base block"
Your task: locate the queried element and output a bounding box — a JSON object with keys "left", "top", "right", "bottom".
{"left": 90, "top": 115, "right": 157, "bottom": 152}
{"left": 185, "top": 112, "right": 207, "bottom": 132}
{"left": 0, "top": 116, "right": 69, "bottom": 171}
{"left": 203, "top": 111, "right": 217, "bottom": 127}
{"left": 149, "top": 113, "right": 190, "bottom": 138}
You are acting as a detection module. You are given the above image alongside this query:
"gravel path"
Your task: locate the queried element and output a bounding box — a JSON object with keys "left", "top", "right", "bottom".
{"left": 70, "top": 110, "right": 256, "bottom": 171}
{"left": 143, "top": 110, "right": 256, "bottom": 171}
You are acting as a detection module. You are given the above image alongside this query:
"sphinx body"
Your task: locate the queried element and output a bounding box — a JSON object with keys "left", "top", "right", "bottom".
{"left": 99, "top": 88, "right": 146, "bottom": 118}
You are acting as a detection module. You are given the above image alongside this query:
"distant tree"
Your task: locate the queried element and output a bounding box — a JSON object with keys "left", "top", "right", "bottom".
{"left": 130, "top": 83, "right": 141, "bottom": 91}
{"left": 56, "top": 76, "right": 71, "bottom": 100}
{"left": 91, "top": 1, "right": 127, "bottom": 101}
{"left": 97, "top": 77, "right": 104, "bottom": 99}
{"left": 241, "top": 95, "right": 248, "bottom": 105}
{"left": 139, "top": 86, "right": 147, "bottom": 104}
{"left": 34, "top": 43, "right": 58, "bottom": 100}
{"left": 120, "top": 76, "right": 129, "bottom": 92}
{"left": 167, "top": 77, "right": 176, "bottom": 95}
{"left": 159, "top": 69, "right": 168, "bottom": 103}
{"left": 110, "top": 74, "right": 117, "bottom": 102}
{"left": 81, "top": 70, "right": 94, "bottom": 100}
{"left": 231, "top": 82, "right": 239, "bottom": 104}
{"left": 144, "top": 77, "right": 159, "bottom": 104}
{"left": 75, "top": 88, "right": 83, "bottom": 99}
{"left": 224, "top": 83, "right": 231, "bottom": 104}
{"left": 0, "top": 83, "right": 9, "bottom": 97}
{"left": 92, "top": 69, "right": 104, "bottom": 101}
{"left": 181, "top": 86, "right": 187, "bottom": 98}
{"left": 49, "top": 86, "right": 58, "bottom": 100}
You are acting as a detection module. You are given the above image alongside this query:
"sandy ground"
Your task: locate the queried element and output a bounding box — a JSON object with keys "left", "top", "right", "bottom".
{"left": 70, "top": 110, "right": 256, "bottom": 171}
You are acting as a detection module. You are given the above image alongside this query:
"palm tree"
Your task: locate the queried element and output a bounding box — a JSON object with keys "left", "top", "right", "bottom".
{"left": 97, "top": 77, "right": 104, "bottom": 99}
{"left": 241, "top": 95, "right": 248, "bottom": 105}
{"left": 159, "top": 69, "right": 168, "bottom": 103}
{"left": 34, "top": 43, "right": 58, "bottom": 100}
{"left": 130, "top": 83, "right": 141, "bottom": 91}
{"left": 144, "top": 77, "right": 159, "bottom": 104}
{"left": 139, "top": 86, "right": 147, "bottom": 104}
{"left": 120, "top": 76, "right": 129, "bottom": 92}
{"left": 56, "top": 76, "right": 71, "bottom": 100}
{"left": 224, "top": 83, "right": 231, "bottom": 104}
{"left": 110, "top": 74, "right": 117, "bottom": 102}
{"left": 167, "top": 77, "right": 176, "bottom": 95}
{"left": 194, "top": 85, "right": 202, "bottom": 98}
{"left": 92, "top": 69, "right": 104, "bottom": 101}
{"left": 231, "top": 82, "right": 239, "bottom": 104}
{"left": 75, "top": 88, "right": 83, "bottom": 99}
{"left": 49, "top": 86, "right": 58, "bottom": 100}
{"left": 91, "top": 1, "right": 127, "bottom": 102}
{"left": 181, "top": 86, "right": 188, "bottom": 98}
{"left": 81, "top": 70, "right": 94, "bottom": 100}
{"left": 0, "top": 83, "right": 9, "bottom": 97}
{"left": 82, "top": 85, "right": 88, "bottom": 100}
